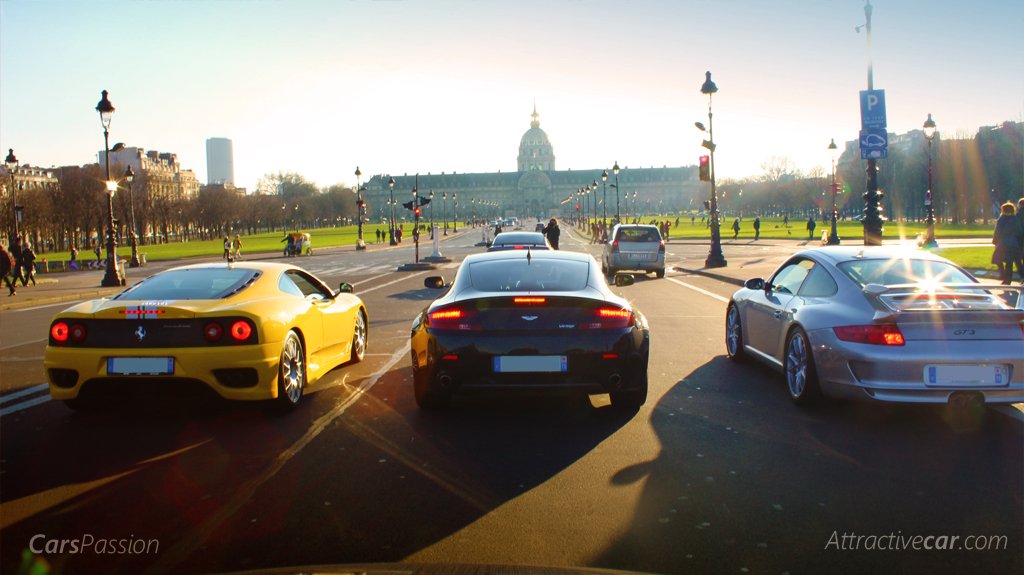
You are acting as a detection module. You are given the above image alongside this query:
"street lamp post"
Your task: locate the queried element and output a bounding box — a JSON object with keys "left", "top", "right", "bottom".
{"left": 827, "top": 138, "right": 841, "bottom": 245}
{"left": 126, "top": 165, "right": 142, "bottom": 267}
{"left": 922, "top": 113, "right": 938, "bottom": 247}
{"left": 601, "top": 170, "right": 608, "bottom": 229}
{"left": 442, "top": 192, "right": 447, "bottom": 235}
{"left": 429, "top": 190, "right": 434, "bottom": 238}
{"left": 453, "top": 193, "right": 458, "bottom": 232}
{"left": 355, "top": 167, "right": 366, "bottom": 250}
{"left": 632, "top": 191, "right": 637, "bottom": 222}
{"left": 387, "top": 177, "right": 397, "bottom": 245}
{"left": 859, "top": 0, "right": 884, "bottom": 245}
{"left": 96, "top": 90, "right": 124, "bottom": 287}
{"left": 699, "top": 71, "right": 727, "bottom": 268}
{"left": 613, "top": 162, "right": 621, "bottom": 223}
{"left": 4, "top": 149, "right": 20, "bottom": 244}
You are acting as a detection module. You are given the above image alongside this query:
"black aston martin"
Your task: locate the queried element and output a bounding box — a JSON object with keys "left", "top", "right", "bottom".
{"left": 410, "top": 249, "right": 650, "bottom": 409}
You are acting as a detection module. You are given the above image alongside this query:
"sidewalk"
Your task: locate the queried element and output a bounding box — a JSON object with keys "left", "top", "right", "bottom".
{"left": 0, "top": 229, "right": 468, "bottom": 311}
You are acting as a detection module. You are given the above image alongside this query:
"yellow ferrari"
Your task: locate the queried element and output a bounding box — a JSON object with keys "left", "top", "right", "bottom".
{"left": 43, "top": 262, "right": 367, "bottom": 411}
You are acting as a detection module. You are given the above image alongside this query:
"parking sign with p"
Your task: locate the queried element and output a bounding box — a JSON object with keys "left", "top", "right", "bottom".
{"left": 860, "top": 90, "right": 886, "bottom": 130}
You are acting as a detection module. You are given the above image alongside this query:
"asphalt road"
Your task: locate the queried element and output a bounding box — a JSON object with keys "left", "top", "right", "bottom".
{"left": 0, "top": 227, "right": 1020, "bottom": 575}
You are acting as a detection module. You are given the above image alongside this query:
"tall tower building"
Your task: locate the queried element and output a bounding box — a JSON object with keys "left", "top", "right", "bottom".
{"left": 517, "top": 101, "right": 555, "bottom": 172}
{"left": 206, "top": 137, "right": 234, "bottom": 185}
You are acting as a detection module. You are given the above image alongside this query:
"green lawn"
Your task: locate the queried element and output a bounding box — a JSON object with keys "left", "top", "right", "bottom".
{"left": 932, "top": 246, "right": 998, "bottom": 273}
{"left": 629, "top": 217, "right": 994, "bottom": 241}
{"left": 34, "top": 223, "right": 450, "bottom": 263}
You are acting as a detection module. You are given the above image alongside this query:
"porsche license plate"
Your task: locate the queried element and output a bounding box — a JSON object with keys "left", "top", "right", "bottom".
{"left": 107, "top": 357, "right": 174, "bottom": 375}
{"left": 493, "top": 356, "right": 568, "bottom": 373}
{"left": 924, "top": 365, "right": 1007, "bottom": 387}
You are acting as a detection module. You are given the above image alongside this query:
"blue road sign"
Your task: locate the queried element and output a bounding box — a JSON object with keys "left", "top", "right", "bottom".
{"left": 860, "top": 90, "right": 886, "bottom": 129}
{"left": 860, "top": 149, "right": 888, "bottom": 160}
{"left": 859, "top": 129, "right": 888, "bottom": 149}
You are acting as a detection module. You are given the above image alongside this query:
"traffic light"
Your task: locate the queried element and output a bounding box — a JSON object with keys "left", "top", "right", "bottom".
{"left": 698, "top": 155, "right": 710, "bottom": 181}
{"left": 414, "top": 207, "right": 421, "bottom": 216}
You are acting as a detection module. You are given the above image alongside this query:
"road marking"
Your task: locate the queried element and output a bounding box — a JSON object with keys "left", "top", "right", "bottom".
{"left": 442, "top": 262, "right": 460, "bottom": 269}
{"left": 359, "top": 271, "right": 430, "bottom": 295}
{"left": 351, "top": 272, "right": 393, "bottom": 286}
{"left": 0, "top": 383, "right": 50, "bottom": 404}
{"left": 144, "top": 340, "right": 411, "bottom": 575}
{"left": 0, "top": 337, "right": 47, "bottom": 351}
{"left": 666, "top": 277, "right": 730, "bottom": 303}
{"left": 0, "top": 395, "right": 51, "bottom": 416}
{"left": 11, "top": 300, "right": 83, "bottom": 312}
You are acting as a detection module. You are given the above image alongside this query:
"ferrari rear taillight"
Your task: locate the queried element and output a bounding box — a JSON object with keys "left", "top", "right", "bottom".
{"left": 51, "top": 322, "right": 69, "bottom": 342}
{"left": 579, "top": 306, "right": 634, "bottom": 329}
{"left": 69, "top": 323, "right": 88, "bottom": 343}
{"left": 204, "top": 322, "right": 224, "bottom": 342}
{"left": 428, "top": 305, "right": 482, "bottom": 330}
{"left": 833, "top": 324, "right": 905, "bottom": 346}
{"left": 230, "top": 321, "right": 252, "bottom": 341}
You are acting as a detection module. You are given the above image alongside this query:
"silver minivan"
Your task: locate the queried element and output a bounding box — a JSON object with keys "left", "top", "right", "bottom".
{"left": 602, "top": 224, "right": 666, "bottom": 277}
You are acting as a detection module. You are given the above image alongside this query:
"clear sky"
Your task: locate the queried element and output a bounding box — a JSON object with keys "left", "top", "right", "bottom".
{"left": 1, "top": 0, "right": 1021, "bottom": 191}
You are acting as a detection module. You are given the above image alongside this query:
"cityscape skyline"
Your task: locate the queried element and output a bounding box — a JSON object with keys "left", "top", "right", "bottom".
{"left": 1, "top": 0, "right": 1021, "bottom": 193}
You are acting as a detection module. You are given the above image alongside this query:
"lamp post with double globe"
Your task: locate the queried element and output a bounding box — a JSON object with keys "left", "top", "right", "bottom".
{"left": 387, "top": 177, "right": 397, "bottom": 245}
{"left": 613, "top": 162, "right": 621, "bottom": 223}
{"left": 4, "top": 149, "right": 20, "bottom": 244}
{"left": 453, "top": 193, "right": 458, "bottom": 232}
{"left": 922, "top": 114, "right": 938, "bottom": 247}
{"left": 697, "top": 71, "right": 726, "bottom": 268}
{"left": 827, "top": 139, "right": 841, "bottom": 245}
{"left": 97, "top": 90, "right": 125, "bottom": 286}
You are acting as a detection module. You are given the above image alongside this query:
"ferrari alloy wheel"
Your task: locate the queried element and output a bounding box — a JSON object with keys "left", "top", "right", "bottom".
{"left": 725, "top": 304, "right": 748, "bottom": 362}
{"left": 351, "top": 310, "right": 367, "bottom": 363}
{"left": 278, "top": 330, "right": 305, "bottom": 408}
{"left": 785, "top": 327, "right": 821, "bottom": 406}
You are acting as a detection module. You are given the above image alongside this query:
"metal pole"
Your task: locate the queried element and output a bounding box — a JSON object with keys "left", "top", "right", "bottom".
{"left": 355, "top": 167, "right": 365, "bottom": 250}
{"left": 100, "top": 125, "right": 123, "bottom": 286}
{"left": 923, "top": 137, "right": 936, "bottom": 246}
{"left": 388, "top": 178, "right": 397, "bottom": 245}
{"left": 615, "top": 174, "right": 620, "bottom": 222}
{"left": 429, "top": 190, "right": 434, "bottom": 239}
{"left": 129, "top": 175, "right": 141, "bottom": 266}
{"left": 861, "top": 0, "right": 883, "bottom": 245}
{"left": 705, "top": 91, "right": 726, "bottom": 268}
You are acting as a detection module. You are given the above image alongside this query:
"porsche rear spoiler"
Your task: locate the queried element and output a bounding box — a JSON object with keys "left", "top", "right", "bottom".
{"left": 862, "top": 283, "right": 1024, "bottom": 320}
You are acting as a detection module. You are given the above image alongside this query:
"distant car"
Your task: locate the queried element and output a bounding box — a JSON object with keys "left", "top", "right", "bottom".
{"left": 411, "top": 249, "right": 650, "bottom": 410}
{"left": 44, "top": 262, "right": 368, "bottom": 411}
{"left": 487, "top": 231, "right": 551, "bottom": 251}
{"left": 504, "top": 218, "right": 519, "bottom": 228}
{"left": 535, "top": 222, "right": 546, "bottom": 232}
{"left": 726, "top": 247, "right": 1024, "bottom": 406}
{"left": 602, "top": 224, "right": 666, "bottom": 278}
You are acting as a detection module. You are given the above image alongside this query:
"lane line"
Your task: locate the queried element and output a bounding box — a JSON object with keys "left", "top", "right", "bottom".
{"left": 358, "top": 271, "right": 429, "bottom": 295}
{"left": 11, "top": 300, "right": 83, "bottom": 312}
{"left": 666, "top": 277, "right": 731, "bottom": 303}
{"left": 0, "top": 337, "right": 47, "bottom": 351}
{"left": 144, "top": 340, "right": 411, "bottom": 575}
{"left": 0, "top": 395, "right": 51, "bottom": 417}
{"left": 0, "top": 383, "right": 50, "bottom": 404}
{"left": 351, "top": 272, "right": 393, "bottom": 286}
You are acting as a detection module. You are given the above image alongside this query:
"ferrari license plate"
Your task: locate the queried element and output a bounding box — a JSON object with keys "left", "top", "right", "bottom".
{"left": 107, "top": 357, "right": 174, "bottom": 375}
{"left": 493, "top": 355, "right": 568, "bottom": 373}
{"left": 924, "top": 365, "right": 1007, "bottom": 387}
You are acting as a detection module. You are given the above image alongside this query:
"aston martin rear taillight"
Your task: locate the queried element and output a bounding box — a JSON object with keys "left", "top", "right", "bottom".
{"left": 428, "top": 305, "right": 482, "bottom": 330}
{"left": 579, "top": 306, "right": 634, "bottom": 329}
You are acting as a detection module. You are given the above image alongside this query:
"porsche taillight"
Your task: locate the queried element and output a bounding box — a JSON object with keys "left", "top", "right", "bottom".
{"left": 579, "top": 306, "right": 634, "bottom": 329}
{"left": 833, "top": 324, "right": 905, "bottom": 346}
{"left": 427, "top": 305, "right": 481, "bottom": 330}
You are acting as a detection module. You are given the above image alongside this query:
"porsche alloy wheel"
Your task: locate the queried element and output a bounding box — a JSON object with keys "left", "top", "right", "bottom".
{"left": 351, "top": 310, "right": 367, "bottom": 362}
{"left": 785, "top": 327, "right": 821, "bottom": 406}
{"left": 725, "top": 304, "right": 747, "bottom": 362}
{"left": 278, "top": 331, "right": 305, "bottom": 408}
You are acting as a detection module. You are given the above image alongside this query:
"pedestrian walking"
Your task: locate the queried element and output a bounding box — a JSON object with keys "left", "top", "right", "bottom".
{"left": 1016, "top": 198, "right": 1024, "bottom": 281}
{"left": 9, "top": 239, "right": 25, "bottom": 287}
{"left": 664, "top": 220, "right": 671, "bottom": 242}
{"left": 753, "top": 216, "right": 761, "bottom": 240}
{"left": 543, "top": 218, "right": 561, "bottom": 250}
{"left": 1, "top": 244, "right": 16, "bottom": 296}
{"left": 806, "top": 217, "right": 816, "bottom": 239}
{"left": 232, "top": 234, "right": 244, "bottom": 260}
{"left": 991, "top": 202, "right": 1024, "bottom": 285}
{"left": 93, "top": 243, "right": 102, "bottom": 266}
{"left": 732, "top": 217, "right": 740, "bottom": 239}
{"left": 376, "top": 229, "right": 381, "bottom": 243}
{"left": 222, "top": 237, "right": 231, "bottom": 260}
{"left": 21, "top": 242, "right": 37, "bottom": 286}
{"left": 69, "top": 246, "right": 79, "bottom": 271}
{"left": 783, "top": 214, "right": 789, "bottom": 227}
{"left": 691, "top": 215, "right": 695, "bottom": 226}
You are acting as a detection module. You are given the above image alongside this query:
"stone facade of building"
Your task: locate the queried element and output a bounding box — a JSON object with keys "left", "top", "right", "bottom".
{"left": 99, "top": 147, "right": 201, "bottom": 201}
{"left": 363, "top": 105, "right": 702, "bottom": 221}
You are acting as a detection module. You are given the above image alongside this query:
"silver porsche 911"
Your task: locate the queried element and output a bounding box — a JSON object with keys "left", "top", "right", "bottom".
{"left": 726, "top": 246, "right": 1024, "bottom": 406}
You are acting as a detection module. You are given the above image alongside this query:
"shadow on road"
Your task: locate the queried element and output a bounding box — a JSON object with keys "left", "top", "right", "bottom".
{"left": 591, "top": 356, "right": 1023, "bottom": 575}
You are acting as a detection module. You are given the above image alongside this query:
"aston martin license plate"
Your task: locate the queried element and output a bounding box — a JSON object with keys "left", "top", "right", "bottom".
{"left": 924, "top": 365, "right": 1007, "bottom": 387}
{"left": 107, "top": 357, "right": 174, "bottom": 375}
{"left": 493, "top": 355, "right": 568, "bottom": 373}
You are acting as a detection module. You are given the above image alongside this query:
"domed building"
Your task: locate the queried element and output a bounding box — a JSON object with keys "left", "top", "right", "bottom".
{"left": 517, "top": 102, "right": 555, "bottom": 172}
{"left": 363, "top": 103, "right": 701, "bottom": 222}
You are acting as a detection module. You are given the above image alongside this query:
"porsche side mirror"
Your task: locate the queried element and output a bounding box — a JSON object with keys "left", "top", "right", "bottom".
{"left": 338, "top": 282, "right": 355, "bottom": 294}
{"left": 744, "top": 278, "right": 764, "bottom": 290}
{"left": 424, "top": 276, "right": 446, "bottom": 289}
{"left": 614, "top": 273, "right": 634, "bottom": 286}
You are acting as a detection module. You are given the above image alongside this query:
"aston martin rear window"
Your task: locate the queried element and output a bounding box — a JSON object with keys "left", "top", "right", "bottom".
{"left": 469, "top": 259, "right": 589, "bottom": 292}
{"left": 115, "top": 268, "right": 260, "bottom": 300}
